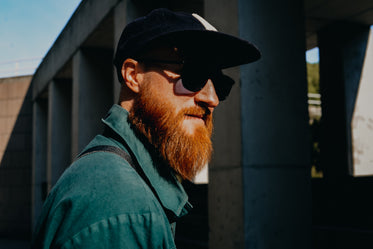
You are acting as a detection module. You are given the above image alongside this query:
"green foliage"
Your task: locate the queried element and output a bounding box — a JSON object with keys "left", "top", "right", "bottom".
{"left": 307, "top": 63, "right": 320, "bottom": 93}
{"left": 307, "top": 62, "right": 323, "bottom": 177}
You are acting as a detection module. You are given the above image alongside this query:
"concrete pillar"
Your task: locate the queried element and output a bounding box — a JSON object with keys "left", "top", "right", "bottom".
{"left": 32, "top": 98, "right": 48, "bottom": 229}
{"left": 47, "top": 80, "right": 72, "bottom": 188}
{"left": 318, "top": 22, "right": 370, "bottom": 179}
{"left": 113, "top": 0, "right": 127, "bottom": 102}
{"left": 72, "top": 48, "right": 113, "bottom": 157}
{"left": 238, "top": 1, "right": 311, "bottom": 249}
{"left": 204, "top": 0, "right": 245, "bottom": 248}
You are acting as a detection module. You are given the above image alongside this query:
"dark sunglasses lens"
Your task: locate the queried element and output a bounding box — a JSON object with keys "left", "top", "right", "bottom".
{"left": 181, "top": 65, "right": 208, "bottom": 92}
{"left": 181, "top": 63, "right": 235, "bottom": 101}
{"left": 213, "top": 74, "right": 235, "bottom": 101}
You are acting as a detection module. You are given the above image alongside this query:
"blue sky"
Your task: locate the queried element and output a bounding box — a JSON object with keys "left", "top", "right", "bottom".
{"left": 0, "top": 1, "right": 319, "bottom": 78}
{"left": 0, "top": 0, "right": 81, "bottom": 78}
{"left": 306, "top": 47, "right": 319, "bottom": 64}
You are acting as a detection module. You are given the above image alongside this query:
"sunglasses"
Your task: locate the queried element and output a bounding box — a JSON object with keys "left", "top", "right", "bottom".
{"left": 137, "top": 58, "right": 234, "bottom": 101}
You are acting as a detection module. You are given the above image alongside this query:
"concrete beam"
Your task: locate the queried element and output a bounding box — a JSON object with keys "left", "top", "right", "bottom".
{"left": 32, "top": 0, "right": 120, "bottom": 100}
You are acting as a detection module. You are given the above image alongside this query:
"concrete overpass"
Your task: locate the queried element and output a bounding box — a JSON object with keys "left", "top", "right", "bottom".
{"left": 30, "top": 0, "right": 373, "bottom": 248}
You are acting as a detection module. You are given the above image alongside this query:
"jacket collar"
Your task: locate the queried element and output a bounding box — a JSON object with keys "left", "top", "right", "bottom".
{"left": 102, "top": 104, "right": 192, "bottom": 219}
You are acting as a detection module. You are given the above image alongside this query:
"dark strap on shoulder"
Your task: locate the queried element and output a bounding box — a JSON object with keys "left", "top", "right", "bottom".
{"left": 77, "top": 145, "right": 134, "bottom": 166}
{"left": 77, "top": 144, "right": 177, "bottom": 223}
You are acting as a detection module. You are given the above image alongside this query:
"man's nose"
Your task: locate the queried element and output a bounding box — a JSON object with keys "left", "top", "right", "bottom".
{"left": 194, "top": 79, "right": 219, "bottom": 109}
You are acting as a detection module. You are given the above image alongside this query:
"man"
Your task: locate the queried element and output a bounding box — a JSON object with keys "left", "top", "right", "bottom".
{"left": 32, "top": 8, "right": 260, "bottom": 249}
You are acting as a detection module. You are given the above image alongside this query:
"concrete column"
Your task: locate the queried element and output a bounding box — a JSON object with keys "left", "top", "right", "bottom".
{"left": 318, "top": 22, "right": 370, "bottom": 178}
{"left": 32, "top": 98, "right": 48, "bottom": 229}
{"left": 72, "top": 48, "right": 113, "bottom": 157}
{"left": 238, "top": 1, "right": 311, "bottom": 249}
{"left": 204, "top": 1, "right": 245, "bottom": 248}
{"left": 47, "top": 80, "right": 72, "bottom": 188}
{"left": 113, "top": 0, "right": 127, "bottom": 102}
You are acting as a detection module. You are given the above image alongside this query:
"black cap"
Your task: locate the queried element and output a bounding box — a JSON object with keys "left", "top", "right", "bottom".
{"left": 113, "top": 8, "right": 261, "bottom": 82}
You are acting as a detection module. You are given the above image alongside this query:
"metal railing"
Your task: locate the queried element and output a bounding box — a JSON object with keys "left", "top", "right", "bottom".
{"left": 0, "top": 57, "right": 42, "bottom": 78}
{"left": 308, "top": 93, "right": 321, "bottom": 106}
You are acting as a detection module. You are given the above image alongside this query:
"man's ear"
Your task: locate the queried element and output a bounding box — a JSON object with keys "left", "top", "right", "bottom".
{"left": 121, "top": 58, "right": 143, "bottom": 93}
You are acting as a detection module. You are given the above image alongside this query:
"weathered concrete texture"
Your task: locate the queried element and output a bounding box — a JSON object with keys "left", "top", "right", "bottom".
{"left": 48, "top": 80, "right": 72, "bottom": 187}
{"left": 72, "top": 48, "right": 114, "bottom": 157}
{"left": 209, "top": 68, "right": 244, "bottom": 249}
{"left": 209, "top": 167, "right": 244, "bottom": 249}
{"left": 0, "top": 76, "right": 33, "bottom": 239}
{"left": 238, "top": 0, "right": 311, "bottom": 248}
{"left": 243, "top": 168, "right": 311, "bottom": 248}
{"left": 318, "top": 22, "right": 370, "bottom": 178}
{"left": 352, "top": 30, "right": 373, "bottom": 176}
{"left": 210, "top": 67, "right": 242, "bottom": 168}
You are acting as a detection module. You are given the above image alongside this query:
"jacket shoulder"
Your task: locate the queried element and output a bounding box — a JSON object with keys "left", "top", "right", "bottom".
{"left": 33, "top": 141, "right": 167, "bottom": 248}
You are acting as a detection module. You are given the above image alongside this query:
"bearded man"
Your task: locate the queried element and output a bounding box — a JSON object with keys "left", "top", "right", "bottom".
{"left": 32, "top": 8, "right": 260, "bottom": 249}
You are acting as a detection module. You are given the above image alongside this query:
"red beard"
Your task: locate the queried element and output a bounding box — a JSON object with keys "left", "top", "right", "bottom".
{"left": 128, "top": 84, "right": 213, "bottom": 180}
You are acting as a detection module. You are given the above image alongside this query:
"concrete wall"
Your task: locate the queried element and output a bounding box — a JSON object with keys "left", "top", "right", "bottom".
{"left": 0, "top": 76, "right": 33, "bottom": 239}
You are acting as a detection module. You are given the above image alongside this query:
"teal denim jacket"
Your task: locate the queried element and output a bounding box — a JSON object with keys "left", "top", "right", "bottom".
{"left": 32, "top": 104, "right": 191, "bottom": 249}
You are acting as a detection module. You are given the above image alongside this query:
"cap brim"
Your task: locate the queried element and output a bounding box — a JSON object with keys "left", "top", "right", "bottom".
{"left": 153, "top": 30, "right": 261, "bottom": 68}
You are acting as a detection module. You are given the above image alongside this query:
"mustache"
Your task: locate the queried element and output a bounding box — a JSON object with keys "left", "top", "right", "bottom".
{"left": 181, "top": 106, "right": 212, "bottom": 121}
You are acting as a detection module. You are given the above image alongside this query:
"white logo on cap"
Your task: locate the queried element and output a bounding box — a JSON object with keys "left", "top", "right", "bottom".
{"left": 192, "top": 13, "right": 217, "bottom": 31}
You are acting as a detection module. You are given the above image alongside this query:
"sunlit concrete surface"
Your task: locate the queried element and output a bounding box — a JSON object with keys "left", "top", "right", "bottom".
{"left": 193, "top": 164, "right": 208, "bottom": 184}
{"left": 352, "top": 30, "right": 373, "bottom": 176}
{"left": 0, "top": 76, "right": 31, "bottom": 162}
